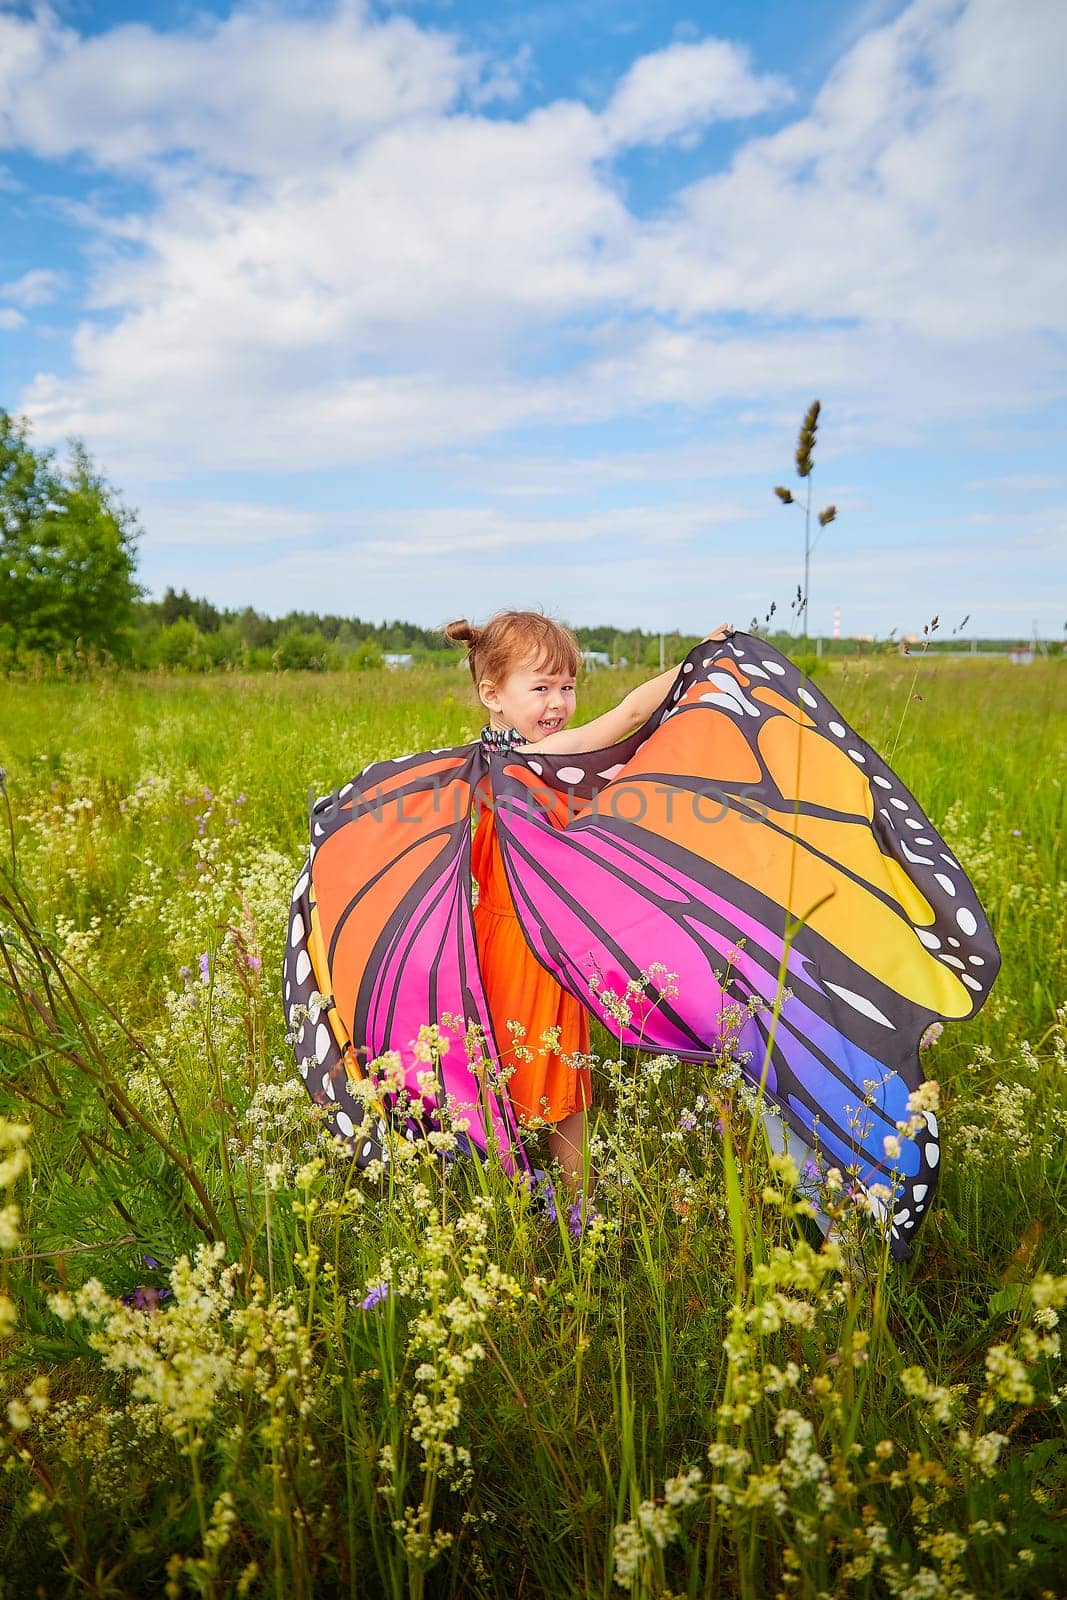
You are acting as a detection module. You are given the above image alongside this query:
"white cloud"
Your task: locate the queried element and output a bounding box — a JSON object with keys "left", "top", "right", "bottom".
{"left": 5, "top": 0, "right": 1065, "bottom": 490}
{"left": 0, "top": 3, "right": 468, "bottom": 176}
{"left": 0, "top": 307, "right": 25, "bottom": 331}
{"left": 602, "top": 38, "right": 790, "bottom": 149}
{"left": 629, "top": 0, "right": 1067, "bottom": 339}
{"left": 1, "top": 267, "right": 65, "bottom": 306}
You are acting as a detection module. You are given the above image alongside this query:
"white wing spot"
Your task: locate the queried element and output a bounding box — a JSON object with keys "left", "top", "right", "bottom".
{"left": 295, "top": 950, "right": 312, "bottom": 984}
{"left": 956, "top": 907, "right": 978, "bottom": 936}
{"left": 934, "top": 872, "right": 956, "bottom": 896}
{"left": 828, "top": 721, "right": 846, "bottom": 737}
{"left": 700, "top": 691, "right": 744, "bottom": 716}
{"left": 824, "top": 980, "right": 894, "bottom": 1028}
{"left": 700, "top": 672, "right": 761, "bottom": 717}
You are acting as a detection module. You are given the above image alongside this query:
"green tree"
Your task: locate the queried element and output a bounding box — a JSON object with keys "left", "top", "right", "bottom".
{"left": 0, "top": 410, "right": 142, "bottom": 658}
{"left": 155, "top": 618, "right": 204, "bottom": 670}
{"left": 274, "top": 628, "right": 328, "bottom": 671}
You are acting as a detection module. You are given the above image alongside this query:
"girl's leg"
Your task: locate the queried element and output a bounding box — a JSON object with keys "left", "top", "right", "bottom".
{"left": 547, "top": 1110, "right": 588, "bottom": 1191}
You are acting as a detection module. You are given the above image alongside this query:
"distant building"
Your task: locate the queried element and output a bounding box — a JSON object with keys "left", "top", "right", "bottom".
{"left": 582, "top": 650, "right": 612, "bottom": 669}
{"left": 1009, "top": 645, "right": 1034, "bottom": 665}
{"left": 383, "top": 652, "right": 414, "bottom": 669}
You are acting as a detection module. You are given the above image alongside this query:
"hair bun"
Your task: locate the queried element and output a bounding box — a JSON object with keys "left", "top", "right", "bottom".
{"left": 444, "top": 618, "right": 479, "bottom": 648}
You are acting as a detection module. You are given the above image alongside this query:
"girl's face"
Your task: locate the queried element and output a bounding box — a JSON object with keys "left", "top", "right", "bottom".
{"left": 479, "top": 657, "right": 578, "bottom": 743}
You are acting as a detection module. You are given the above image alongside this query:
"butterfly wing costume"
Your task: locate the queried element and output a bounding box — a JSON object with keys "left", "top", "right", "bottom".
{"left": 284, "top": 632, "right": 999, "bottom": 1259}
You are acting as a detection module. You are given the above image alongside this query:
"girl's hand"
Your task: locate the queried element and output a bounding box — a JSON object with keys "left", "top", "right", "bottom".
{"left": 702, "top": 623, "right": 732, "bottom": 642}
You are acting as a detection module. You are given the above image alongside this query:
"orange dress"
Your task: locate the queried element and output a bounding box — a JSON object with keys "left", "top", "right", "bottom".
{"left": 472, "top": 805, "right": 591, "bottom": 1126}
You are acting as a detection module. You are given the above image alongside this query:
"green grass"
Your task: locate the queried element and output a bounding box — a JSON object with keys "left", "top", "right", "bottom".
{"left": 0, "top": 656, "right": 1064, "bottom": 1599}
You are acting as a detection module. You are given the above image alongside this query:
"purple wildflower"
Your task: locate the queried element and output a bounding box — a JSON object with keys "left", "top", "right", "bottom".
{"left": 522, "top": 1169, "right": 557, "bottom": 1223}
{"left": 178, "top": 965, "right": 192, "bottom": 983}
{"left": 236, "top": 793, "right": 247, "bottom": 805}
{"left": 198, "top": 952, "right": 210, "bottom": 985}
{"left": 122, "top": 1285, "right": 173, "bottom": 1313}
{"left": 246, "top": 954, "right": 262, "bottom": 972}
{"left": 568, "top": 1196, "right": 601, "bottom": 1240}
{"left": 360, "top": 1282, "right": 390, "bottom": 1311}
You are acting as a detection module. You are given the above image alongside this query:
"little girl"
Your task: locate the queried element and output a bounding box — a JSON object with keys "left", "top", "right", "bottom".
{"left": 444, "top": 610, "right": 727, "bottom": 1184}
{"left": 288, "top": 612, "right": 996, "bottom": 1258}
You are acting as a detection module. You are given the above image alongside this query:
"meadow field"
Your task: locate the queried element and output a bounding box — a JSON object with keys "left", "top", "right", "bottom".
{"left": 0, "top": 654, "right": 1064, "bottom": 1599}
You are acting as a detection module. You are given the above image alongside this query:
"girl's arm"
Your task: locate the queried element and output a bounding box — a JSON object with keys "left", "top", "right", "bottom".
{"left": 520, "top": 626, "right": 731, "bottom": 755}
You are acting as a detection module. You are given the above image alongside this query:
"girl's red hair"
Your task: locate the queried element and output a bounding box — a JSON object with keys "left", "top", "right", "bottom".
{"left": 444, "top": 611, "right": 582, "bottom": 688}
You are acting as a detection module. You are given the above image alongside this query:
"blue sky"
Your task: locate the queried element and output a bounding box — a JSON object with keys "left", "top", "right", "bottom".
{"left": 2, "top": 0, "right": 1064, "bottom": 637}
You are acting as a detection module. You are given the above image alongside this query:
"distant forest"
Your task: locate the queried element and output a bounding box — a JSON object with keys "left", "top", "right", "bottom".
{"left": 130, "top": 587, "right": 713, "bottom": 671}
{"left": 131, "top": 587, "right": 1048, "bottom": 674}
